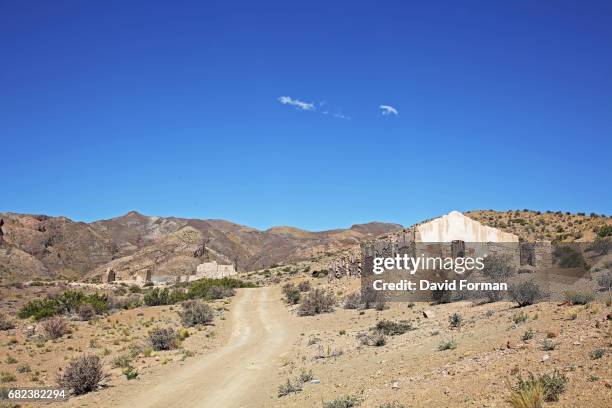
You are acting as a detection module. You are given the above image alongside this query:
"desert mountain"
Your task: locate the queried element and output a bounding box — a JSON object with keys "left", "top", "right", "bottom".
{"left": 0, "top": 211, "right": 402, "bottom": 283}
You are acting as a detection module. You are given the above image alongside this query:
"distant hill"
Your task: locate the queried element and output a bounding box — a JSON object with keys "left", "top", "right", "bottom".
{"left": 465, "top": 209, "right": 611, "bottom": 242}
{"left": 0, "top": 211, "right": 402, "bottom": 283}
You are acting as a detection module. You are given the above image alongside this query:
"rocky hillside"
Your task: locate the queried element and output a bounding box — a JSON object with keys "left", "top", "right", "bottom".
{"left": 465, "top": 209, "right": 612, "bottom": 242}
{"left": 0, "top": 211, "right": 402, "bottom": 283}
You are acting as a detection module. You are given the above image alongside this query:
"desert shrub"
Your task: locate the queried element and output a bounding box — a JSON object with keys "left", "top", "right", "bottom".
{"left": 85, "top": 293, "right": 109, "bottom": 314}
{"left": 372, "top": 319, "right": 412, "bottom": 336}
{"left": 187, "top": 277, "right": 254, "bottom": 300}
{"left": 323, "top": 395, "right": 361, "bottom": 408}
{"left": 539, "top": 370, "right": 567, "bottom": 401}
{"left": 482, "top": 254, "right": 516, "bottom": 280}
{"left": 297, "top": 281, "right": 311, "bottom": 292}
{"left": 590, "top": 348, "right": 605, "bottom": 359}
{"left": 297, "top": 289, "right": 335, "bottom": 316}
{"left": 111, "top": 354, "right": 132, "bottom": 369}
{"left": 179, "top": 300, "right": 213, "bottom": 327}
{"left": 208, "top": 286, "right": 235, "bottom": 299}
{"left": 122, "top": 366, "right": 138, "bottom": 380}
{"left": 587, "top": 238, "right": 610, "bottom": 256}
{"left": 277, "top": 378, "right": 302, "bottom": 397}
{"left": 510, "top": 371, "right": 567, "bottom": 405}
{"left": 0, "top": 314, "right": 15, "bottom": 331}
{"left": 298, "top": 369, "right": 314, "bottom": 383}
{"left": 595, "top": 225, "right": 612, "bottom": 238}
{"left": 41, "top": 316, "right": 69, "bottom": 339}
{"left": 438, "top": 338, "right": 458, "bottom": 351}
{"left": 143, "top": 288, "right": 171, "bottom": 306}
{"left": 78, "top": 304, "right": 95, "bottom": 321}
{"left": 360, "top": 331, "right": 387, "bottom": 347}
{"left": 553, "top": 246, "right": 587, "bottom": 268}
{"left": 512, "top": 311, "right": 529, "bottom": 325}
{"left": 522, "top": 328, "right": 535, "bottom": 341}
{"left": 128, "top": 285, "right": 142, "bottom": 293}
{"left": 542, "top": 339, "right": 556, "bottom": 351}
{"left": 343, "top": 292, "right": 362, "bottom": 309}
{"left": 508, "top": 376, "right": 544, "bottom": 408}
{"left": 448, "top": 312, "right": 463, "bottom": 328}
{"left": 16, "top": 364, "right": 30, "bottom": 373}
{"left": 510, "top": 280, "right": 543, "bottom": 307}
{"left": 148, "top": 327, "right": 178, "bottom": 351}
{"left": 282, "top": 283, "right": 301, "bottom": 305}
{"left": 0, "top": 372, "right": 16, "bottom": 383}
{"left": 379, "top": 402, "right": 406, "bottom": 408}
{"left": 361, "top": 289, "right": 387, "bottom": 309}
{"left": 596, "top": 270, "right": 612, "bottom": 292}
{"left": 58, "top": 355, "right": 105, "bottom": 395}
{"left": 563, "top": 290, "right": 595, "bottom": 305}
{"left": 18, "top": 298, "right": 60, "bottom": 320}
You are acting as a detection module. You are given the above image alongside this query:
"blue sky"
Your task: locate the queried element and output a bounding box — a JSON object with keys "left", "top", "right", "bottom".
{"left": 1, "top": 0, "right": 611, "bottom": 230}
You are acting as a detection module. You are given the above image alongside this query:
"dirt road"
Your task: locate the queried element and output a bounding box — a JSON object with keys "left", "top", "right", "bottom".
{"left": 114, "top": 286, "right": 296, "bottom": 408}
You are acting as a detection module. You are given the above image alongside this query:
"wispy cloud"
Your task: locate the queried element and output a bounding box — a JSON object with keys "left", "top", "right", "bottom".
{"left": 380, "top": 104, "right": 398, "bottom": 116}
{"left": 332, "top": 113, "right": 351, "bottom": 120}
{"left": 278, "top": 96, "right": 315, "bottom": 111}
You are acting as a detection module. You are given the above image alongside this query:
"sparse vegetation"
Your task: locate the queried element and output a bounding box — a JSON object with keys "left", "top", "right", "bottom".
{"left": 590, "top": 348, "right": 605, "bottom": 359}
{"left": 179, "top": 300, "right": 214, "bottom": 327}
{"left": 359, "top": 331, "right": 387, "bottom": 347}
{"left": 343, "top": 292, "right": 362, "bottom": 309}
{"left": 448, "top": 312, "right": 463, "bottom": 328}
{"left": 510, "top": 280, "right": 543, "bottom": 307}
{"left": 297, "top": 281, "right": 311, "bottom": 292}
{"left": 512, "top": 311, "right": 529, "bottom": 325}
{"left": 563, "top": 290, "right": 595, "bottom": 305}
{"left": 297, "top": 289, "right": 335, "bottom": 316}
{"left": 282, "top": 283, "right": 301, "bottom": 305}
{"left": 596, "top": 270, "right": 612, "bottom": 292}
{"left": 58, "top": 355, "right": 106, "bottom": 395}
{"left": 278, "top": 378, "right": 302, "bottom": 397}
{"left": 148, "top": 327, "right": 179, "bottom": 351}
{"left": 0, "top": 314, "right": 15, "bottom": 331}
{"left": 522, "top": 328, "right": 535, "bottom": 341}
{"left": 438, "top": 338, "right": 457, "bottom": 351}
{"left": 542, "top": 339, "right": 556, "bottom": 351}
{"left": 372, "top": 319, "right": 412, "bottom": 336}
{"left": 323, "top": 394, "right": 361, "bottom": 408}
{"left": 41, "top": 316, "right": 69, "bottom": 339}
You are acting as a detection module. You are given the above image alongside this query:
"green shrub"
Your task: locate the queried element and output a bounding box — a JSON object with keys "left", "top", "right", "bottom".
{"left": 18, "top": 298, "right": 60, "bottom": 320}
{"left": 122, "top": 366, "right": 138, "bottom": 380}
{"left": 448, "top": 313, "right": 463, "bottom": 328}
{"left": 590, "top": 348, "right": 605, "bottom": 359}
{"left": 595, "top": 225, "right": 612, "bottom": 238}
{"left": 187, "top": 278, "right": 254, "bottom": 300}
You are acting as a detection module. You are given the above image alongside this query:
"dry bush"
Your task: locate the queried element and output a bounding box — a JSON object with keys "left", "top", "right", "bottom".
{"left": 41, "top": 316, "right": 69, "bottom": 339}
{"left": 323, "top": 395, "right": 361, "bottom": 408}
{"left": 297, "top": 281, "right": 311, "bottom": 292}
{"left": 359, "top": 331, "right": 387, "bottom": 347}
{"left": 78, "top": 304, "right": 95, "bottom": 321}
{"left": 343, "top": 292, "right": 362, "bottom": 309}
{"left": 297, "top": 289, "right": 335, "bottom": 316}
{"left": 58, "top": 355, "right": 106, "bottom": 395}
{"left": 0, "top": 313, "right": 15, "bottom": 331}
{"left": 372, "top": 319, "right": 412, "bottom": 336}
{"left": 282, "top": 283, "right": 301, "bottom": 305}
{"left": 509, "top": 280, "right": 543, "bottom": 307}
{"left": 148, "top": 327, "right": 178, "bottom": 351}
{"left": 179, "top": 300, "right": 213, "bottom": 327}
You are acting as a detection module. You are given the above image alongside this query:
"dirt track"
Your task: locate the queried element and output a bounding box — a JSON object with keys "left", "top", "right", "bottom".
{"left": 111, "top": 286, "right": 296, "bottom": 407}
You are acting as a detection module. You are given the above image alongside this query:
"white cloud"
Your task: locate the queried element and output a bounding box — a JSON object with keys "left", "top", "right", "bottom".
{"left": 332, "top": 112, "right": 351, "bottom": 120}
{"left": 380, "top": 104, "right": 398, "bottom": 116}
{"left": 278, "top": 96, "right": 315, "bottom": 111}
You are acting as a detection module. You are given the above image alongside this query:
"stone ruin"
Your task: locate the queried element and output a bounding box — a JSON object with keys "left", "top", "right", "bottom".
{"left": 176, "top": 260, "right": 237, "bottom": 283}
{"left": 329, "top": 211, "right": 553, "bottom": 280}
